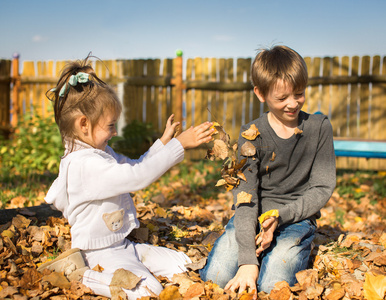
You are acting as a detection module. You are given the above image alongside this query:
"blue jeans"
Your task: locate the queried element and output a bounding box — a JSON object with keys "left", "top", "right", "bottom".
{"left": 199, "top": 216, "right": 316, "bottom": 293}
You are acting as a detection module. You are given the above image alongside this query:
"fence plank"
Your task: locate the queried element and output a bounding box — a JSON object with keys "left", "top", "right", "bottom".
{"left": 349, "top": 56, "right": 360, "bottom": 137}
{"left": 321, "top": 57, "right": 332, "bottom": 116}
{"left": 225, "top": 58, "right": 234, "bottom": 140}
{"left": 359, "top": 56, "right": 371, "bottom": 139}
{"left": 185, "top": 58, "right": 193, "bottom": 129}
{"left": 308, "top": 57, "right": 321, "bottom": 114}
{"left": 0, "top": 60, "right": 11, "bottom": 131}
{"left": 340, "top": 56, "right": 350, "bottom": 137}
{"left": 194, "top": 57, "right": 204, "bottom": 127}
{"left": 217, "top": 58, "right": 226, "bottom": 124}
{"left": 330, "top": 56, "right": 344, "bottom": 136}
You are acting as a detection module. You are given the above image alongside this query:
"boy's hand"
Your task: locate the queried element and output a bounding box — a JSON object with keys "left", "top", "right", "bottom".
{"left": 176, "top": 121, "right": 213, "bottom": 149}
{"left": 160, "top": 114, "right": 180, "bottom": 145}
{"left": 224, "top": 264, "right": 258, "bottom": 299}
{"left": 255, "top": 217, "right": 278, "bottom": 257}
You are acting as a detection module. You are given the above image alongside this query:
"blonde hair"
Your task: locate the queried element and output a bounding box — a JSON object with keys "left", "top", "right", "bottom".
{"left": 251, "top": 45, "right": 308, "bottom": 98}
{"left": 47, "top": 55, "right": 122, "bottom": 152}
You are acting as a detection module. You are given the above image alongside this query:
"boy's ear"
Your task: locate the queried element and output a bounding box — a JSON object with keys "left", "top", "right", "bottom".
{"left": 254, "top": 87, "right": 265, "bottom": 103}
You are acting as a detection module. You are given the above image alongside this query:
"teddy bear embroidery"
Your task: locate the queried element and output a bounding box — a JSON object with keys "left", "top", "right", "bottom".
{"left": 102, "top": 209, "right": 124, "bottom": 232}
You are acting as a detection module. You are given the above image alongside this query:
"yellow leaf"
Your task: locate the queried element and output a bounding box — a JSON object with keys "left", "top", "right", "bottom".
{"left": 215, "top": 179, "right": 227, "bottom": 187}
{"left": 363, "top": 271, "right": 386, "bottom": 300}
{"left": 92, "top": 264, "right": 104, "bottom": 272}
{"left": 379, "top": 232, "right": 386, "bottom": 248}
{"left": 236, "top": 191, "right": 252, "bottom": 206}
{"left": 155, "top": 207, "right": 168, "bottom": 218}
{"left": 210, "top": 122, "right": 221, "bottom": 134}
{"left": 294, "top": 128, "right": 303, "bottom": 135}
{"left": 1, "top": 229, "right": 15, "bottom": 239}
{"left": 241, "top": 124, "right": 260, "bottom": 140}
{"left": 159, "top": 285, "right": 182, "bottom": 300}
{"left": 258, "top": 209, "right": 279, "bottom": 224}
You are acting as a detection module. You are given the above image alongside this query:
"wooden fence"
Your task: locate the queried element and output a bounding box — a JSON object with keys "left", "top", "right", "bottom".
{"left": 0, "top": 54, "right": 385, "bottom": 170}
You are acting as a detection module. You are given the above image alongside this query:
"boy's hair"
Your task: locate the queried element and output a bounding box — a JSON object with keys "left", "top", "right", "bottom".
{"left": 251, "top": 45, "right": 308, "bottom": 98}
{"left": 47, "top": 54, "right": 122, "bottom": 152}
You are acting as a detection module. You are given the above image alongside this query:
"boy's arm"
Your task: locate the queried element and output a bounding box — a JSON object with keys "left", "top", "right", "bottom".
{"left": 278, "top": 118, "right": 336, "bottom": 225}
{"left": 232, "top": 128, "right": 260, "bottom": 267}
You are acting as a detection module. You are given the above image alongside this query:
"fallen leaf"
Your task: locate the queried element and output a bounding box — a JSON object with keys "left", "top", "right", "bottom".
{"left": 92, "top": 264, "right": 104, "bottom": 272}
{"left": 241, "top": 124, "right": 260, "bottom": 140}
{"left": 213, "top": 139, "right": 229, "bottom": 160}
{"left": 270, "top": 281, "right": 291, "bottom": 300}
{"left": 12, "top": 214, "right": 31, "bottom": 229}
{"left": 234, "top": 158, "right": 247, "bottom": 170}
{"left": 42, "top": 272, "right": 71, "bottom": 289}
{"left": 237, "top": 171, "right": 247, "bottom": 182}
{"left": 0, "top": 286, "right": 19, "bottom": 298}
{"left": 239, "top": 291, "right": 256, "bottom": 300}
{"left": 305, "top": 283, "right": 324, "bottom": 299}
{"left": 110, "top": 268, "right": 142, "bottom": 299}
{"left": 215, "top": 179, "right": 227, "bottom": 187}
{"left": 236, "top": 191, "right": 252, "bottom": 206}
{"left": 172, "top": 273, "right": 195, "bottom": 294}
{"left": 294, "top": 128, "right": 303, "bottom": 135}
{"left": 240, "top": 141, "right": 256, "bottom": 157}
{"left": 296, "top": 269, "right": 318, "bottom": 289}
{"left": 270, "top": 152, "right": 276, "bottom": 162}
{"left": 258, "top": 209, "right": 279, "bottom": 224}
{"left": 159, "top": 285, "right": 182, "bottom": 300}
{"left": 363, "top": 271, "right": 386, "bottom": 300}
{"left": 183, "top": 282, "right": 205, "bottom": 299}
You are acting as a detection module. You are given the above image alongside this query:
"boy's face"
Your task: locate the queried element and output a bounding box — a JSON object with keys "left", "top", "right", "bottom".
{"left": 254, "top": 79, "right": 305, "bottom": 127}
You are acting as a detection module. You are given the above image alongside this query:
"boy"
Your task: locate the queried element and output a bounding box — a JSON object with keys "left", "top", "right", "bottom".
{"left": 200, "top": 45, "right": 336, "bottom": 296}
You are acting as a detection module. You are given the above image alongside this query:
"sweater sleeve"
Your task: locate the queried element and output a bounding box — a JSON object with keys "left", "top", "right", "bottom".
{"left": 232, "top": 125, "right": 260, "bottom": 266}
{"left": 278, "top": 117, "right": 336, "bottom": 225}
{"left": 71, "top": 138, "right": 184, "bottom": 201}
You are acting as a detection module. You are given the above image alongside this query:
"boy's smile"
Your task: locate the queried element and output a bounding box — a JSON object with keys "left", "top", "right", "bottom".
{"left": 255, "top": 79, "right": 305, "bottom": 129}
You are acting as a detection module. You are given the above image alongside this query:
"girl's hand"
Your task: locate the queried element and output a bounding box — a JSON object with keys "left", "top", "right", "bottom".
{"left": 255, "top": 217, "right": 278, "bottom": 257}
{"left": 160, "top": 114, "right": 180, "bottom": 145}
{"left": 224, "top": 264, "right": 259, "bottom": 299}
{"left": 176, "top": 121, "right": 214, "bottom": 149}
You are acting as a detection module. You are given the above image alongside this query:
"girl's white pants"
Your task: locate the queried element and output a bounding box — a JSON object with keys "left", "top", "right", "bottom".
{"left": 81, "top": 238, "right": 191, "bottom": 299}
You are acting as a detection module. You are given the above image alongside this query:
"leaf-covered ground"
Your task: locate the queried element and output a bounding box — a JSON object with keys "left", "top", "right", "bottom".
{"left": 0, "top": 162, "right": 385, "bottom": 299}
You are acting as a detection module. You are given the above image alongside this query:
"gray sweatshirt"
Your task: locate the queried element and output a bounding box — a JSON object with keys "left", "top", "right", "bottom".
{"left": 233, "top": 111, "right": 336, "bottom": 266}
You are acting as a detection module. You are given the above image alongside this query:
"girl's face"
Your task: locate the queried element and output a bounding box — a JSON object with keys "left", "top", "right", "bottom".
{"left": 91, "top": 111, "right": 118, "bottom": 151}
{"left": 255, "top": 79, "right": 305, "bottom": 127}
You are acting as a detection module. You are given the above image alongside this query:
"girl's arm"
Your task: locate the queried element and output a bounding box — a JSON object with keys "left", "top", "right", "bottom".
{"left": 75, "top": 121, "right": 213, "bottom": 199}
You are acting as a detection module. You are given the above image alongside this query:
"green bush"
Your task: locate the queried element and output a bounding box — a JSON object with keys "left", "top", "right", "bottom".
{"left": 0, "top": 113, "right": 63, "bottom": 178}
{"left": 109, "top": 120, "right": 160, "bottom": 159}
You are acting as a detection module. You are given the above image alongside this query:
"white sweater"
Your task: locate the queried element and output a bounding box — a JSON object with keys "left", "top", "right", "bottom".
{"left": 45, "top": 138, "right": 184, "bottom": 250}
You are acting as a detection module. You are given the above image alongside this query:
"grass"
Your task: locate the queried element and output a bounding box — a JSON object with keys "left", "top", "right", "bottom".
{"left": 1, "top": 160, "right": 385, "bottom": 212}
{"left": 0, "top": 172, "right": 57, "bottom": 208}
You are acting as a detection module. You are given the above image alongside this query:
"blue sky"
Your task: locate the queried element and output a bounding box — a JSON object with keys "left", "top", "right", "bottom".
{"left": 1, "top": 0, "right": 385, "bottom": 63}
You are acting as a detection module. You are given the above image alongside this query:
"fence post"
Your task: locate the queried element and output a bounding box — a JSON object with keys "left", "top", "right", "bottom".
{"left": 11, "top": 53, "right": 20, "bottom": 128}
{"left": 173, "top": 50, "right": 184, "bottom": 129}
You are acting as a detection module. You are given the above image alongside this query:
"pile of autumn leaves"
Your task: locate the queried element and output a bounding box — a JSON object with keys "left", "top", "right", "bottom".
{"left": 0, "top": 122, "right": 385, "bottom": 299}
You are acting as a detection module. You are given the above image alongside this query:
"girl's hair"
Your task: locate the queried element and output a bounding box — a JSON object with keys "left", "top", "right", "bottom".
{"left": 251, "top": 45, "right": 308, "bottom": 98}
{"left": 47, "top": 54, "right": 122, "bottom": 152}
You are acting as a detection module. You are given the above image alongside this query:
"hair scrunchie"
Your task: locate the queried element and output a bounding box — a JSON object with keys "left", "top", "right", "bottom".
{"left": 53, "top": 72, "right": 90, "bottom": 97}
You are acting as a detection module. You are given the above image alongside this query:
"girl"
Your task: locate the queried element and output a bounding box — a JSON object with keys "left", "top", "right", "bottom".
{"left": 38, "top": 56, "right": 213, "bottom": 299}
